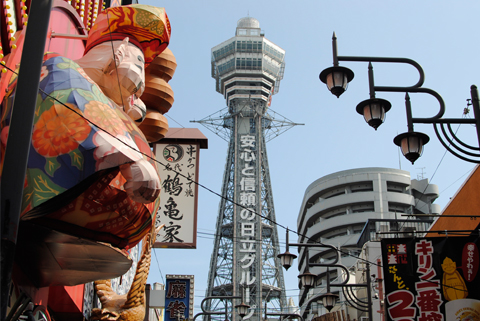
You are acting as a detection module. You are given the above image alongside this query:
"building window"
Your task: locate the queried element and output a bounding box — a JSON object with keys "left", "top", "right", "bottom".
{"left": 351, "top": 202, "right": 374, "bottom": 213}
{"left": 264, "top": 43, "right": 284, "bottom": 62}
{"left": 217, "top": 59, "right": 235, "bottom": 75}
{"left": 212, "top": 41, "right": 235, "bottom": 60}
{"left": 321, "top": 206, "right": 347, "bottom": 220}
{"left": 324, "top": 228, "right": 348, "bottom": 239}
{"left": 236, "top": 58, "right": 262, "bottom": 70}
{"left": 320, "top": 187, "right": 346, "bottom": 199}
{"left": 350, "top": 181, "right": 373, "bottom": 193}
{"left": 388, "top": 202, "right": 409, "bottom": 213}
{"left": 236, "top": 41, "right": 262, "bottom": 53}
{"left": 387, "top": 181, "right": 408, "bottom": 193}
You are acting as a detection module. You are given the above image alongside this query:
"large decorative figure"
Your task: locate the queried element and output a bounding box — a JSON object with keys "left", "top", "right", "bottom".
{"left": 0, "top": 5, "right": 171, "bottom": 249}
{"left": 90, "top": 224, "right": 164, "bottom": 321}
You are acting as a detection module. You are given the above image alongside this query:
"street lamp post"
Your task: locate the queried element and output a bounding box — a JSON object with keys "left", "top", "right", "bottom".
{"left": 192, "top": 295, "right": 249, "bottom": 321}
{"left": 278, "top": 230, "right": 373, "bottom": 321}
{"left": 319, "top": 32, "right": 480, "bottom": 164}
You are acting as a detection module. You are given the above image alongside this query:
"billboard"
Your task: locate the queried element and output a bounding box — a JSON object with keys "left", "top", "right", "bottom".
{"left": 381, "top": 237, "right": 480, "bottom": 321}
{"left": 164, "top": 275, "right": 194, "bottom": 321}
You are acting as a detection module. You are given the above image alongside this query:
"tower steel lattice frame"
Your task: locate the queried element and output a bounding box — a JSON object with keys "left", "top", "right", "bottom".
{"left": 193, "top": 17, "right": 300, "bottom": 321}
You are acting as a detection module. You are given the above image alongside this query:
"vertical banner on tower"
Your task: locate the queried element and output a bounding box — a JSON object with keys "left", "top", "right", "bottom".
{"left": 381, "top": 237, "right": 480, "bottom": 321}
{"left": 164, "top": 275, "right": 194, "bottom": 321}
{"left": 237, "top": 134, "right": 257, "bottom": 320}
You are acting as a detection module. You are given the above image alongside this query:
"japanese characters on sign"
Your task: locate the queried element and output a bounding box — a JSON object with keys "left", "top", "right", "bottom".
{"left": 154, "top": 143, "right": 199, "bottom": 248}
{"left": 238, "top": 134, "right": 257, "bottom": 320}
{"left": 381, "top": 237, "right": 480, "bottom": 321}
{"left": 165, "top": 275, "right": 194, "bottom": 321}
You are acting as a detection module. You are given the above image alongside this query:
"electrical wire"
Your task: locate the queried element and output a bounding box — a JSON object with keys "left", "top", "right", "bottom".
{"left": 152, "top": 248, "right": 165, "bottom": 285}
{"left": 1, "top": 62, "right": 386, "bottom": 269}
{"left": 3, "top": 37, "right": 479, "bottom": 279}
{"left": 402, "top": 122, "right": 475, "bottom": 230}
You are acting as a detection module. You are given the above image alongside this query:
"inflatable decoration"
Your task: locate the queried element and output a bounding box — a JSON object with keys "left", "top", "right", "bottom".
{"left": 0, "top": 4, "right": 171, "bottom": 252}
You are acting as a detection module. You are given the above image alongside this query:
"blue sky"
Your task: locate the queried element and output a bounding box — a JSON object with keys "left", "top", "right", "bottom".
{"left": 144, "top": 0, "right": 479, "bottom": 313}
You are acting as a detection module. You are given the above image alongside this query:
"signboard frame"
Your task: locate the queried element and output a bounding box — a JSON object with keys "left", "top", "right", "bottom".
{"left": 164, "top": 274, "right": 194, "bottom": 321}
{"left": 153, "top": 128, "right": 207, "bottom": 249}
{"left": 381, "top": 236, "right": 480, "bottom": 321}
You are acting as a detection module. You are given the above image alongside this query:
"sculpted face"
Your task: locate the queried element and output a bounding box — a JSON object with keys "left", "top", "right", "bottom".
{"left": 115, "top": 43, "right": 146, "bottom": 99}
{"left": 78, "top": 38, "right": 146, "bottom": 109}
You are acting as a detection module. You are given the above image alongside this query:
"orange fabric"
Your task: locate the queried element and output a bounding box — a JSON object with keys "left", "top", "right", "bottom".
{"left": 46, "top": 170, "right": 157, "bottom": 247}
{"left": 85, "top": 5, "right": 170, "bottom": 66}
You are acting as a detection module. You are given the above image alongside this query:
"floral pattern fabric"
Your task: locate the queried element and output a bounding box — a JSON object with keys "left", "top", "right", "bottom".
{"left": 0, "top": 54, "right": 160, "bottom": 248}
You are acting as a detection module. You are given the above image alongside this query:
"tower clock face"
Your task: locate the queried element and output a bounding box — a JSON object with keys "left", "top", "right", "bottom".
{"left": 163, "top": 144, "right": 184, "bottom": 163}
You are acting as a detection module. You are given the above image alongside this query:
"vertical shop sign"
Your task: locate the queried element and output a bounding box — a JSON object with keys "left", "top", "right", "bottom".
{"left": 381, "top": 237, "right": 480, "bottom": 321}
{"left": 165, "top": 275, "right": 194, "bottom": 321}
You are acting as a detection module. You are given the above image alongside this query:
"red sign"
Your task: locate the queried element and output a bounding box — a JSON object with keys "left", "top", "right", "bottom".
{"left": 381, "top": 237, "right": 480, "bottom": 321}
{"left": 462, "top": 242, "right": 479, "bottom": 282}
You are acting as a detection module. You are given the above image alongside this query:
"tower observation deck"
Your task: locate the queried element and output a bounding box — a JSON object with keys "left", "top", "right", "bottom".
{"left": 194, "top": 17, "right": 300, "bottom": 321}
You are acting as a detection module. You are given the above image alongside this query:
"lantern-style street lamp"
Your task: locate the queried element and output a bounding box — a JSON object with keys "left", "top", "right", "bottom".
{"left": 297, "top": 249, "right": 317, "bottom": 290}
{"left": 317, "top": 269, "right": 339, "bottom": 312}
{"left": 234, "top": 301, "right": 250, "bottom": 319}
{"left": 193, "top": 295, "right": 250, "bottom": 321}
{"left": 320, "top": 32, "right": 480, "bottom": 164}
{"left": 278, "top": 229, "right": 373, "bottom": 321}
{"left": 277, "top": 228, "right": 297, "bottom": 270}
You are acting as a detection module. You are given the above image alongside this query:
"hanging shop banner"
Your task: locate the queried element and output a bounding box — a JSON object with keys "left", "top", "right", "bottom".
{"left": 153, "top": 142, "right": 200, "bottom": 248}
{"left": 164, "top": 275, "right": 194, "bottom": 321}
{"left": 381, "top": 237, "right": 480, "bottom": 321}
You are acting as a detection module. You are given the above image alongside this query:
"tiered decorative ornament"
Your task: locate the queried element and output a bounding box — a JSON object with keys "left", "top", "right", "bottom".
{"left": 0, "top": 3, "right": 174, "bottom": 287}
{"left": 138, "top": 47, "right": 177, "bottom": 143}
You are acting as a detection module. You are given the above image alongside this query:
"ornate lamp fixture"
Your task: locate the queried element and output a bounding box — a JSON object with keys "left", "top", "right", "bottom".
{"left": 235, "top": 301, "right": 250, "bottom": 319}
{"left": 279, "top": 229, "right": 373, "bottom": 321}
{"left": 319, "top": 65, "right": 354, "bottom": 98}
{"left": 298, "top": 270, "right": 317, "bottom": 289}
{"left": 394, "top": 131, "right": 430, "bottom": 164}
{"left": 356, "top": 97, "right": 391, "bottom": 130}
{"left": 277, "top": 228, "right": 297, "bottom": 270}
{"left": 319, "top": 33, "right": 354, "bottom": 98}
{"left": 316, "top": 268, "right": 339, "bottom": 312}
{"left": 319, "top": 33, "right": 480, "bottom": 164}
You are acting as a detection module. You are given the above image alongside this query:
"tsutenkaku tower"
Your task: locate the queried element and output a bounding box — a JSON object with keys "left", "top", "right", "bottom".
{"left": 194, "top": 17, "right": 300, "bottom": 321}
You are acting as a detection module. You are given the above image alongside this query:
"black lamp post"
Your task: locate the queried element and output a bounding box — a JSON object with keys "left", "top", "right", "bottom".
{"left": 277, "top": 228, "right": 297, "bottom": 270}
{"left": 320, "top": 32, "right": 480, "bottom": 164}
{"left": 317, "top": 268, "right": 340, "bottom": 312}
{"left": 297, "top": 248, "right": 317, "bottom": 290}
{"left": 319, "top": 34, "right": 354, "bottom": 98}
{"left": 193, "top": 295, "right": 250, "bottom": 321}
{"left": 278, "top": 229, "right": 373, "bottom": 321}
{"left": 234, "top": 301, "right": 250, "bottom": 319}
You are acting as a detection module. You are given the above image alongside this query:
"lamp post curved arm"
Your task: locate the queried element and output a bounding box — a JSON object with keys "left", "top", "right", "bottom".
{"left": 193, "top": 312, "right": 209, "bottom": 321}
{"left": 321, "top": 33, "right": 480, "bottom": 164}
{"left": 287, "top": 242, "right": 352, "bottom": 286}
{"left": 199, "top": 296, "right": 241, "bottom": 314}
{"left": 265, "top": 312, "right": 304, "bottom": 321}
{"left": 338, "top": 55, "right": 425, "bottom": 89}
{"left": 278, "top": 229, "right": 373, "bottom": 321}
{"left": 307, "top": 262, "right": 351, "bottom": 286}
{"left": 193, "top": 295, "right": 245, "bottom": 321}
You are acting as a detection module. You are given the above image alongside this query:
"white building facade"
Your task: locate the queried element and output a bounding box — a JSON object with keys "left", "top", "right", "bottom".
{"left": 295, "top": 167, "right": 440, "bottom": 320}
